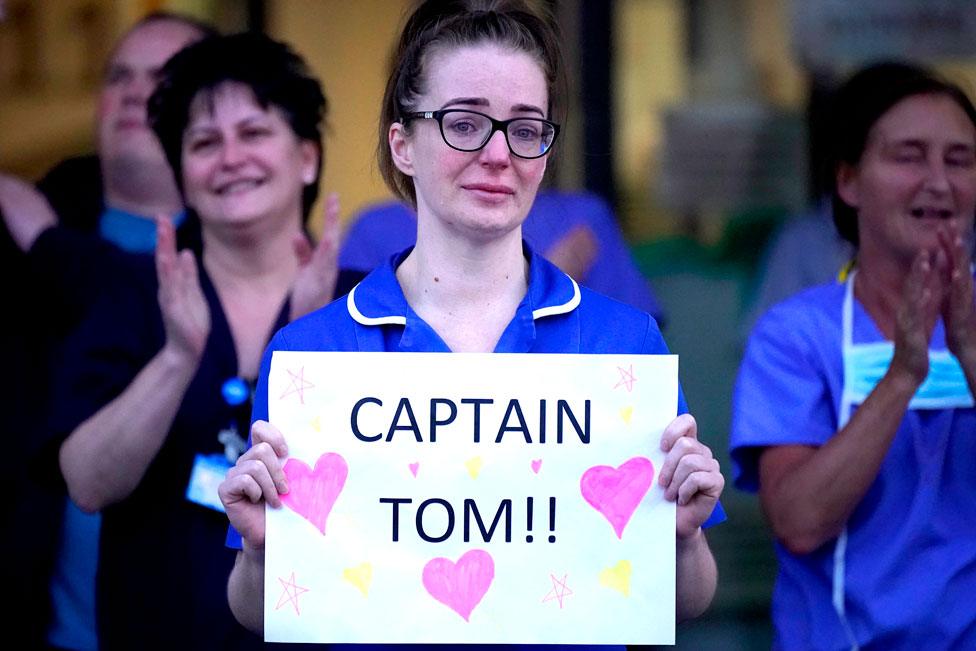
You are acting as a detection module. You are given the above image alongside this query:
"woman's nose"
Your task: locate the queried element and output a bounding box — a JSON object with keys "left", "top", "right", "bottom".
{"left": 923, "top": 158, "right": 952, "bottom": 195}
{"left": 219, "top": 138, "right": 246, "bottom": 168}
{"left": 478, "top": 129, "right": 511, "bottom": 167}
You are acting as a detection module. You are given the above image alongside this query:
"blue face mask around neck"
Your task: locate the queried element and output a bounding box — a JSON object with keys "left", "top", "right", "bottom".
{"left": 843, "top": 341, "right": 974, "bottom": 409}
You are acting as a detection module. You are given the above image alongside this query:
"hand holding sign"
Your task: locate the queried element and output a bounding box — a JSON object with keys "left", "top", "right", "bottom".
{"left": 658, "top": 414, "right": 724, "bottom": 539}
{"left": 219, "top": 421, "right": 290, "bottom": 550}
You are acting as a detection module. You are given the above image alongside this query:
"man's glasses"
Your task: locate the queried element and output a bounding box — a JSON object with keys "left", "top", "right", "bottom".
{"left": 402, "top": 109, "right": 559, "bottom": 159}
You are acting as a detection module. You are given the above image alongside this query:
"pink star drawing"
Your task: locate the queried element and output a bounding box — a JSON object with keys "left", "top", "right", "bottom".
{"left": 280, "top": 367, "right": 314, "bottom": 404}
{"left": 613, "top": 365, "right": 637, "bottom": 392}
{"left": 541, "top": 573, "right": 574, "bottom": 609}
{"left": 276, "top": 572, "right": 309, "bottom": 615}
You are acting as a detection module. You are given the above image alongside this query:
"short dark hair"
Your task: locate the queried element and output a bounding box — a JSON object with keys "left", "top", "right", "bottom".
{"left": 148, "top": 32, "right": 327, "bottom": 222}
{"left": 378, "top": 0, "right": 565, "bottom": 206}
{"left": 828, "top": 61, "right": 976, "bottom": 246}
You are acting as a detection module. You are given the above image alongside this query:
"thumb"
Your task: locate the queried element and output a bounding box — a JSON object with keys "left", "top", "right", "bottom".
{"left": 292, "top": 232, "right": 313, "bottom": 267}
{"left": 322, "top": 192, "right": 340, "bottom": 241}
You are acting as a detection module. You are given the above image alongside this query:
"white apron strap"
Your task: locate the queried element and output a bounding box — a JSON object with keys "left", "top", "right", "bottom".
{"left": 834, "top": 272, "right": 860, "bottom": 651}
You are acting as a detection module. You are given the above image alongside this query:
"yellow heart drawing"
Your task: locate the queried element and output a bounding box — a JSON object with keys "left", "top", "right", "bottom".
{"left": 465, "top": 456, "right": 483, "bottom": 479}
{"left": 599, "top": 560, "right": 632, "bottom": 597}
{"left": 619, "top": 406, "right": 634, "bottom": 424}
{"left": 342, "top": 562, "right": 373, "bottom": 597}
{"left": 311, "top": 415, "right": 321, "bottom": 433}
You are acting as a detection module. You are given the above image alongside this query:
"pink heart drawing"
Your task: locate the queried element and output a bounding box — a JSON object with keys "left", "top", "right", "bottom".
{"left": 531, "top": 459, "right": 542, "bottom": 474}
{"left": 422, "top": 549, "right": 494, "bottom": 622}
{"left": 580, "top": 456, "right": 654, "bottom": 539}
{"left": 409, "top": 462, "right": 419, "bottom": 477}
{"left": 281, "top": 452, "right": 348, "bottom": 536}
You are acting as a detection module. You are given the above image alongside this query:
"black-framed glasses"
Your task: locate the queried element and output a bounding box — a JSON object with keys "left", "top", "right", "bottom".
{"left": 402, "top": 109, "right": 559, "bottom": 159}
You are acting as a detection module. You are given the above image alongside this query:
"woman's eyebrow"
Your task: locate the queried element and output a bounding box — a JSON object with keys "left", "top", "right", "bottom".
{"left": 511, "top": 102, "right": 545, "bottom": 116}
{"left": 438, "top": 98, "right": 545, "bottom": 117}
{"left": 440, "top": 96, "right": 488, "bottom": 109}
{"left": 947, "top": 140, "right": 976, "bottom": 152}
{"left": 883, "top": 138, "right": 926, "bottom": 150}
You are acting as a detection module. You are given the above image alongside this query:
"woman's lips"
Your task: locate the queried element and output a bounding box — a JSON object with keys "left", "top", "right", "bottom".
{"left": 463, "top": 183, "right": 515, "bottom": 202}
{"left": 215, "top": 178, "right": 265, "bottom": 195}
{"left": 910, "top": 207, "right": 954, "bottom": 219}
{"left": 463, "top": 183, "right": 514, "bottom": 195}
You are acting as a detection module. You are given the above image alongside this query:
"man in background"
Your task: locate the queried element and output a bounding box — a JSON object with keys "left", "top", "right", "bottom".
{"left": 0, "top": 13, "right": 213, "bottom": 649}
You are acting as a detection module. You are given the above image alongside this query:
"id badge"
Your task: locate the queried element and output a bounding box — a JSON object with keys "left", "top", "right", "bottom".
{"left": 186, "top": 453, "right": 233, "bottom": 513}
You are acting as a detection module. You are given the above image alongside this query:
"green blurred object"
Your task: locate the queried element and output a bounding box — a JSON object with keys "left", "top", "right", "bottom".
{"left": 632, "top": 232, "right": 777, "bottom": 650}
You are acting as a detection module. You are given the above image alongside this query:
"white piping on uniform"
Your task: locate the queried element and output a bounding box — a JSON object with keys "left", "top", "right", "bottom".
{"left": 348, "top": 273, "right": 580, "bottom": 326}
{"left": 346, "top": 284, "right": 407, "bottom": 326}
{"left": 532, "top": 275, "right": 580, "bottom": 320}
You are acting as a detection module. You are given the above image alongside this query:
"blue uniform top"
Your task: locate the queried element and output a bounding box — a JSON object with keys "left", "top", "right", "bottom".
{"left": 230, "top": 245, "right": 725, "bottom": 649}
{"left": 98, "top": 206, "right": 187, "bottom": 254}
{"left": 730, "top": 282, "right": 976, "bottom": 650}
{"left": 338, "top": 192, "right": 666, "bottom": 323}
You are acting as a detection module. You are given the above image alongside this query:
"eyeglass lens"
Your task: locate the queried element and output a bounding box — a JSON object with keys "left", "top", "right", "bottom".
{"left": 441, "top": 111, "right": 555, "bottom": 157}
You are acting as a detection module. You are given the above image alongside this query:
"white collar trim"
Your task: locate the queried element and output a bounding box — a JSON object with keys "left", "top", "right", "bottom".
{"left": 346, "top": 273, "right": 580, "bottom": 327}
{"left": 532, "top": 274, "right": 580, "bottom": 320}
{"left": 346, "top": 283, "right": 407, "bottom": 326}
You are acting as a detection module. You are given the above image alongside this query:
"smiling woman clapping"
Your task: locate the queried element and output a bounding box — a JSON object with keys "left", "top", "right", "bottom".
{"left": 52, "top": 33, "right": 360, "bottom": 649}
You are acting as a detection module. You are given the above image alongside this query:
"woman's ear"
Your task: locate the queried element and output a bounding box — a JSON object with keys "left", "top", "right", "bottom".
{"left": 836, "top": 162, "right": 860, "bottom": 210}
{"left": 389, "top": 122, "right": 415, "bottom": 177}
{"left": 300, "top": 141, "right": 320, "bottom": 185}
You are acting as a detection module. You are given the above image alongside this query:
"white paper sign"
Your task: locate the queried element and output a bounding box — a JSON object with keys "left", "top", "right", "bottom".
{"left": 264, "top": 352, "right": 678, "bottom": 645}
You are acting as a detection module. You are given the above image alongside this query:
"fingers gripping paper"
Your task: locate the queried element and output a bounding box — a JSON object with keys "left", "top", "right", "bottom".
{"left": 265, "top": 352, "right": 677, "bottom": 644}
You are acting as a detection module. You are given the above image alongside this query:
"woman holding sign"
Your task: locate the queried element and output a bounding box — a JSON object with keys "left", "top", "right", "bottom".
{"left": 222, "top": 0, "right": 725, "bottom": 641}
{"left": 731, "top": 62, "right": 976, "bottom": 649}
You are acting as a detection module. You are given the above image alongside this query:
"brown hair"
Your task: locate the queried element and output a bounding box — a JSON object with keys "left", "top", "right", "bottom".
{"left": 378, "top": 0, "right": 564, "bottom": 206}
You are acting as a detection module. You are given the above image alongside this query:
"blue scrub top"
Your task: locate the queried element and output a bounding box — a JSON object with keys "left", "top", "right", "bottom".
{"left": 98, "top": 206, "right": 186, "bottom": 254}
{"left": 730, "top": 282, "right": 976, "bottom": 650}
{"left": 338, "top": 193, "right": 666, "bottom": 323}
{"left": 230, "top": 245, "right": 725, "bottom": 649}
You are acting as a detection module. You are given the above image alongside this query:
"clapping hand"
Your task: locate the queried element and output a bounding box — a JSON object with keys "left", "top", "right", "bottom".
{"left": 156, "top": 217, "right": 211, "bottom": 364}
{"left": 0, "top": 173, "right": 58, "bottom": 251}
{"left": 938, "top": 225, "right": 976, "bottom": 362}
{"left": 891, "top": 248, "right": 943, "bottom": 384}
{"left": 289, "top": 192, "right": 340, "bottom": 321}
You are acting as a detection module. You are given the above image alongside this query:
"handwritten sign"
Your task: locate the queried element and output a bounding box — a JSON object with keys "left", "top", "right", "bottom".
{"left": 264, "top": 352, "right": 678, "bottom": 645}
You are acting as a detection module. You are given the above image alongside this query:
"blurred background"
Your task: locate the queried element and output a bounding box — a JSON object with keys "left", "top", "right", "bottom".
{"left": 3, "top": 1, "right": 976, "bottom": 648}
